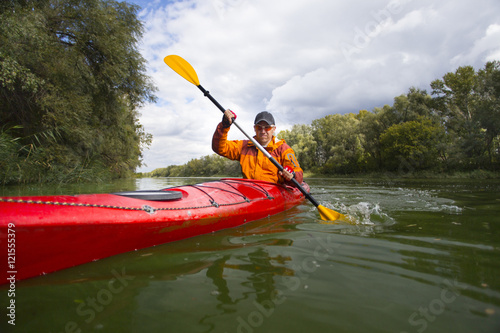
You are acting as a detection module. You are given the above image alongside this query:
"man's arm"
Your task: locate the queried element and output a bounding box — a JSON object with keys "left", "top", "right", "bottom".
{"left": 280, "top": 146, "right": 304, "bottom": 185}
{"left": 212, "top": 121, "right": 243, "bottom": 161}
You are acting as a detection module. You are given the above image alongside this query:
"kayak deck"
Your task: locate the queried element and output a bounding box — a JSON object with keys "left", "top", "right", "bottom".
{"left": 1, "top": 178, "right": 308, "bottom": 282}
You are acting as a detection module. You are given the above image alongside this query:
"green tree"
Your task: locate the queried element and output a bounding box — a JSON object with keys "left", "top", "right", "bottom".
{"left": 0, "top": 0, "right": 156, "bottom": 184}
{"left": 356, "top": 106, "right": 394, "bottom": 171}
{"left": 431, "top": 65, "right": 486, "bottom": 169}
{"left": 380, "top": 117, "right": 446, "bottom": 171}
{"left": 395, "top": 88, "right": 435, "bottom": 120}
{"left": 312, "top": 113, "right": 365, "bottom": 174}
{"left": 147, "top": 154, "right": 240, "bottom": 178}
{"left": 475, "top": 61, "right": 500, "bottom": 169}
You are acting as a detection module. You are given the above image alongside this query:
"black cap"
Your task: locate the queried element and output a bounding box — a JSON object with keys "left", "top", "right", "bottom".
{"left": 254, "top": 111, "right": 275, "bottom": 125}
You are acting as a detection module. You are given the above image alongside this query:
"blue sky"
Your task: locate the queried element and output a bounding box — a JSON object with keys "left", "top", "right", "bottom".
{"left": 127, "top": 0, "right": 500, "bottom": 172}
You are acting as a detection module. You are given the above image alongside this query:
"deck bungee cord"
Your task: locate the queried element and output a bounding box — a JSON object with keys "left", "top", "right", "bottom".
{"left": 0, "top": 179, "right": 282, "bottom": 213}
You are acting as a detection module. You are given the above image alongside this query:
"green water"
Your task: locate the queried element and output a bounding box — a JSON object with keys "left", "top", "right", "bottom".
{"left": 1, "top": 177, "right": 500, "bottom": 333}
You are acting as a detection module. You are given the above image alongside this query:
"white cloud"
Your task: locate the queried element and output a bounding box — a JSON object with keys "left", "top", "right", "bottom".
{"left": 451, "top": 23, "right": 500, "bottom": 65}
{"left": 132, "top": 0, "right": 500, "bottom": 172}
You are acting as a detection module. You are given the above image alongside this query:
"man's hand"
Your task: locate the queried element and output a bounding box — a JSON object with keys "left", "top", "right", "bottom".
{"left": 279, "top": 165, "right": 295, "bottom": 181}
{"left": 223, "top": 109, "right": 237, "bottom": 125}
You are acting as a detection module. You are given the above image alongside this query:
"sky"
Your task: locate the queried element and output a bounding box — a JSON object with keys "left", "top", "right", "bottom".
{"left": 127, "top": 0, "right": 500, "bottom": 172}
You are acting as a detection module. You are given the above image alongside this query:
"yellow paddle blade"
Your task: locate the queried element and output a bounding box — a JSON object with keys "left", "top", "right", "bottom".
{"left": 164, "top": 55, "right": 200, "bottom": 86}
{"left": 318, "top": 205, "right": 344, "bottom": 221}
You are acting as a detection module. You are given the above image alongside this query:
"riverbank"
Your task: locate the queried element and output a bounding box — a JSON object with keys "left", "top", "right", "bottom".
{"left": 2, "top": 169, "right": 499, "bottom": 189}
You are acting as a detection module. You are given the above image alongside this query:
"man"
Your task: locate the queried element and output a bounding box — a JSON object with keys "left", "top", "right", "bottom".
{"left": 212, "top": 109, "right": 303, "bottom": 186}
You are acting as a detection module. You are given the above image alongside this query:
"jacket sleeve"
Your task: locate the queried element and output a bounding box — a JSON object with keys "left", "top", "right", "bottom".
{"left": 212, "top": 122, "right": 243, "bottom": 161}
{"left": 279, "top": 145, "right": 304, "bottom": 186}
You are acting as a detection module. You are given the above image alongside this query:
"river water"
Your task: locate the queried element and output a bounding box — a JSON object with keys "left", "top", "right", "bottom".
{"left": 1, "top": 177, "right": 499, "bottom": 333}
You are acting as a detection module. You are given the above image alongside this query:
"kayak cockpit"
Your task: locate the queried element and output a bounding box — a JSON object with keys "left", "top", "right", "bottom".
{"left": 112, "top": 190, "right": 182, "bottom": 201}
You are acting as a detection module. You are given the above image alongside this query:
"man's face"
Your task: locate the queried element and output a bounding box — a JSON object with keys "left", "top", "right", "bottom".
{"left": 254, "top": 121, "right": 275, "bottom": 146}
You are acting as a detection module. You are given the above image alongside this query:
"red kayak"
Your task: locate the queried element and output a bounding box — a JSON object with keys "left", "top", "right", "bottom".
{"left": 0, "top": 178, "right": 308, "bottom": 282}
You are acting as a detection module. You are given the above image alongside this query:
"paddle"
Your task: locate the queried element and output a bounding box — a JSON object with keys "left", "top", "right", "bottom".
{"left": 164, "top": 55, "right": 345, "bottom": 221}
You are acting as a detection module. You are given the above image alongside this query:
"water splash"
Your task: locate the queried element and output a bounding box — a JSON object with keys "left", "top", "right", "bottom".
{"left": 317, "top": 201, "right": 394, "bottom": 226}
{"left": 311, "top": 181, "right": 464, "bottom": 227}
{"left": 343, "top": 201, "right": 395, "bottom": 225}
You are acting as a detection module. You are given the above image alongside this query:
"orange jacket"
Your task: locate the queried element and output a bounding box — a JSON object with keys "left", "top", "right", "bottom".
{"left": 212, "top": 122, "right": 303, "bottom": 185}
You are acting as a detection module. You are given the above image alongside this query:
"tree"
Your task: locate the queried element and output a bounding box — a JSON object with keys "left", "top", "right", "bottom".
{"left": 357, "top": 106, "right": 394, "bottom": 171}
{"left": 379, "top": 117, "right": 446, "bottom": 171}
{"left": 312, "top": 113, "right": 365, "bottom": 174}
{"left": 431, "top": 65, "right": 482, "bottom": 169}
{"left": 392, "top": 87, "right": 436, "bottom": 123}
{"left": 475, "top": 61, "right": 500, "bottom": 169}
{"left": 431, "top": 63, "right": 500, "bottom": 170}
{"left": 147, "top": 154, "right": 240, "bottom": 178}
{"left": 0, "top": 0, "right": 156, "bottom": 184}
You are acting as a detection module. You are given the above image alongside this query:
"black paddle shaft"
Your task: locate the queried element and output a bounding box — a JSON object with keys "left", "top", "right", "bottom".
{"left": 197, "top": 84, "right": 226, "bottom": 113}
{"left": 197, "top": 84, "right": 320, "bottom": 208}
{"left": 197, "top": 83, "right": 284, "bottom": 170}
